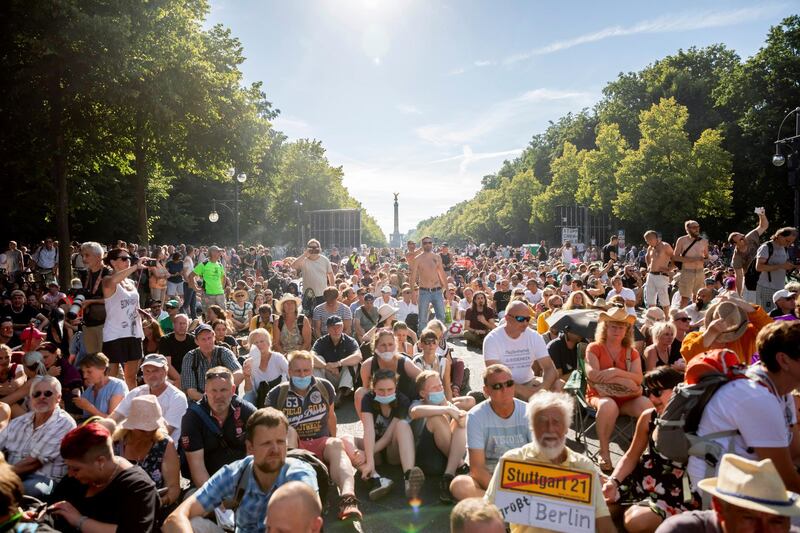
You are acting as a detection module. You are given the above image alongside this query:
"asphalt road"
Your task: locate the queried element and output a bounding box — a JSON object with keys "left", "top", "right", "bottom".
{"left": 323, "top": 338, "right": 627, "bottom": 533}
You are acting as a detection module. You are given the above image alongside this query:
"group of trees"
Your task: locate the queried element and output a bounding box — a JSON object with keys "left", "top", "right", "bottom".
{"left": 0, "top": 0, "right": 386, "bottom": 281}
{"left": 413, "top": 16, "right": 800, "bottom": 246}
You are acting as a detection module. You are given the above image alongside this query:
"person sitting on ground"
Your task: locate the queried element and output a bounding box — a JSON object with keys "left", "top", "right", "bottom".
{"left": 770, "top": 288, "right": 797, "bottom": 318}
{"left": 450, "top": 497, "right": 506, "bottom": 533}
{"left": 348, "top": 369, "right": 425, "bottom": 502}
{"left": 271, "top": 294, "right": 311, "bottom": 354}
{"left": 157, "top": 313, "right": 195, "bottom": 383}
{"left": 602, "top": 367, "right": 697, "bottom": 533}
{"left": 643, "top": 321, "right": 685, "bottom": 371}
{"left": 48, "top": 422, "right": 159, "bottom": 533}
{"left": 265, "top": 480, "right": 324, "bottom": 533}
{"left": 656, "top": 454, "right": 800, "bottom": 533}
{"left": 483, "top": 300, "right": 559, "bottom": 400}
{"left": 311, "top": 315, "right": 362, "bottom": 404}
{"left": 110, "top": 353, "right": 187, "bottom": 444}
{"left": 38, "top": 341, "right": 82, "bottom": 415}
{"left": 409, "top": 370, "right": 470, "bottom": 504}
{"left": 250, "top": 303, "right": 274, "bottom": 333}
{"left": 686, "top": 320, "right": 800, "bottom": 495}
{"left": 265, "top": 350, "right": 362, "bottom": 522}
{"left": 546, "top": 328, "right": 585, "bottom": 380}
{"left": 463, "top": 291, "right": 497, "bottom": 349}
{"left": 112, "top": 395, "right": 181, "bottom": 515}
{"left": 413, "top": 328, "right": 456, "bottom": 401}
{"left": 485, "top": 391, "right": 615, "bottom": 533}
{"left": 0, "top": 344, "right": 25, "bottom": 415}
{"left": 180, "top": 366, "right": 256, "bottom": 489}
{"left": 180, "top": 323, "right": 243, "bottom": 402}
{"left": 392, "top": 321, "right": 415, "bottom": 355}
{"left": 212, "top": 318, "right": 238, "bottom": 353}
{"left": 242, "top": 328, "right": 288, "bottom": 407}
{"left": 585, "top": 306, "right": 653, "bottom": 473}
{"left": 449, "top": 364, "right": 531, "bottom": 502}
{"left": 312, "top": 287, "right": 353, "bottom": 339}
{"left": 0, "top": 376, "right": 76, "bottom": 499}
{"left": 74, "top": 352, "right": 128, "bottom": 418}
{"left": 227, "top": 289, "right": 253, "bottom": 336}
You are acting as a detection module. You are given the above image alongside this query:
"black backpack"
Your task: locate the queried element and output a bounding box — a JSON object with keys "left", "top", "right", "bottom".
{"left": 743, "top": 241, "right": 773, "bottom": 291}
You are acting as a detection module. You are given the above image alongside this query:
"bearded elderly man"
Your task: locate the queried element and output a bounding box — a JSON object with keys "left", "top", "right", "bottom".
{"left": 485, "top": 391, "right": 614, "bottom": 533}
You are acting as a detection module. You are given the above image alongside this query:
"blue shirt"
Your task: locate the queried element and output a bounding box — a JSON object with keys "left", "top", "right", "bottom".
{"left": 466, "top": 398, "right": 532, "bottom": 471}
{"left": 195, "top": 455, "right": 318, "bottom": 533}
{"left": 82, "top": 376, "right": 128, "bottom": 416}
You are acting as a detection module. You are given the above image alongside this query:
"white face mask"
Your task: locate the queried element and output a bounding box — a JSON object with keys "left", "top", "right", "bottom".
{"left": 376, "top": 350, "right": 394, "bottom": 361}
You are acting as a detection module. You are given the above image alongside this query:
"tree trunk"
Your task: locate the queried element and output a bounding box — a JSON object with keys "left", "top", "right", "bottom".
{"left": 50, "top": 72, "right": 72, "bottom": 289}
{"left": 133, "top": 111, "right": 149, "bottom": 247}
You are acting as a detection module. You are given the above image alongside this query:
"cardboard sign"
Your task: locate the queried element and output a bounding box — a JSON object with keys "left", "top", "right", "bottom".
{"left": 561, "top": 227, "right": 579, "bottom": 244}
{"left": 493, "top": 459, "right": 595, "bottom": 533}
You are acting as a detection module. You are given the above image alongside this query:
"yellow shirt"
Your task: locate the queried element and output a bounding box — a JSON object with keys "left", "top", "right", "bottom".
{"left": 485, "top": 443, "right": 610, "bottom": 533}
{"left": 536, "top": 310, "right": 553, "bottom": 335}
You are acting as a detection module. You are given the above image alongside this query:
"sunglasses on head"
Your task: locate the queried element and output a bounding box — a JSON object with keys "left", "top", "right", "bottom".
{"left": 32, "top": 390, "right": 54, "bottom": 399}
{"left": 488, "top": 379, "right": 515, "bottom": 391}
{"left": 643, "top": 387, "right": 663, "bottom": 398}
{"left": 510, "top": 315, "right": 531, "bottom": 323}
{"left": 206, "top": 371, "right": 232, "bottom": 381}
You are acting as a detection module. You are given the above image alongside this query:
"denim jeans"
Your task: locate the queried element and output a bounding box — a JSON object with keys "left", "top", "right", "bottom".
{"left": 182, "top": 284, "right": 197, "bottom": 319}
{"left": 417, "top": 288, "right": 446, "bottom": 335}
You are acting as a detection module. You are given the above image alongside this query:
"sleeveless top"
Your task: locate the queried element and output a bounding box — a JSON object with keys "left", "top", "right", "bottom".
{"left": 412, "top": 353, "right": 447, "bottom": 383}
{"left": 370, "top": 356, "right": 416, "bottom": 400}
{"left": 280, "top": 319, "right": 304, "bottom": 353}
{"left": 103, "top": 281, "right": 144, "bottom": 342}
{"left": 114, "top": 437, "right": 169, "bottom": 488}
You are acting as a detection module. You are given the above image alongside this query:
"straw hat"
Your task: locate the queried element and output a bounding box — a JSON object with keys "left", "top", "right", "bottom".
{"left": 591, "top": 297, "right": 610, "bottom": 310}
{"left": 119, "top": 395, "right": 167, "bottom": 432}
{"left": 698, "top": 454, "right": 800, "bottom": 516}
{"left": 598, "top": 305, "right": 636, "bottom": 325}
{"left": 276, "top": 293, "right": 302, "bottom": 315}
{"left": 377, "top": 304, "right": 399, "bottom": 323}
{"left": 703, "top": 300, "right": 749, "bottom": 343}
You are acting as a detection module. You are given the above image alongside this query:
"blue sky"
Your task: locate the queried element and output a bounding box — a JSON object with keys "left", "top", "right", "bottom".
{"left": 206, "top": 0, "right": 795, "bottom": 238}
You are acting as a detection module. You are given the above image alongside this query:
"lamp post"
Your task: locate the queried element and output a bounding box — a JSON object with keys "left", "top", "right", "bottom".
{"left": 294, "top": 198, "right": 304, "bottom": 250}
{"left": 773, "top": 106, "right": 800, "bottom": 229}
{"left": 208, "top": 168, "right": 247, "bottom": 245}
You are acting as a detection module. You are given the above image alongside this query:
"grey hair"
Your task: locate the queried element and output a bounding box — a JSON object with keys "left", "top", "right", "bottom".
{"left": 651, "top": 320, "right": 677, "bottom": 341}
{"left": 29, "top": 375, "right": 62, "bottom": 397}
{"left": 80, "top": 241, "right": 104, "bottom": 257}
{"left": 527, "top": 391, "right": 574, "bottom": 433}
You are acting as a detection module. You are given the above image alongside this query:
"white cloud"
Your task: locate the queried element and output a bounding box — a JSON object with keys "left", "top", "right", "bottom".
{"left": 271, "top": 115, "right": 312, "bottom": 139}
{"left": 473, "top": 59, "right": 494, "bottom": 67}
{"left": 428, "top": 145, "right": 524, "bottom": 175}
{"left": 396, "top": 104, "right": 422, "bottom": 115}
{"left": 416, "top": 88, "right": 597, "bottom": 146}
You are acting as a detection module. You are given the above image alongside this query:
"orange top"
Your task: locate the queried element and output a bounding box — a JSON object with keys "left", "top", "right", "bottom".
{"left": 680, "top": 306, "right": 772, "bottom": 364}
{"left": 585, "top": 342, "right": 640, "bottom": 401}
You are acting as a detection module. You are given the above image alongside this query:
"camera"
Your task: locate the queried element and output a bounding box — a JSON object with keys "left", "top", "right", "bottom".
{"left": 68, "top": 294, "right": 86, "bottom": 320}
{"left": 143, "top": 259, "right": 157, "bottom": 267}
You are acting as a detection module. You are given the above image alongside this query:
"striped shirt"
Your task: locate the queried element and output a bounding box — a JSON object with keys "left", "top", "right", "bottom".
{"left": 180, "top": 346, "right": 242, "bottom": 393}
{"left": 0, "top": 408, "right": 76, "bottom": 481}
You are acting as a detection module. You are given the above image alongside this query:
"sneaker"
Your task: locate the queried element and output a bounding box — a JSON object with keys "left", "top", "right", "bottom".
{"left": 439, "top": 474, "right": 455, "bottom": 504}
{"left": 404, "top": 466, "right": 425, "bottom": 500}
{"left": 368, "top": 476, "right": 394, "bottom": 501}
{"left": 338, "top": 494, "right": 363, "bottom": 521}
{"left": 455, "top": 463, "right": 470, "bottom": 477}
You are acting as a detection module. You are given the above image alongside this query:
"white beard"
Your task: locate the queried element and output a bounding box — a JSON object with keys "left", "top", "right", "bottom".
{"left": 537, "top": 434, "right": 567, "bottom": 461}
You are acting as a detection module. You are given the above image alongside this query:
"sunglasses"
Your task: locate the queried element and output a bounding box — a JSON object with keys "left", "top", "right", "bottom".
{"left": 206, "top": 371, "right": 232, "bottom": 381}
{"left": 422, "top": 338, "right": 437, "bottom": 345}
{"left": 643, "top": 387, "right": 663, "bottom": 398}
{"left": 510, "top": 315, "right": 531, "bottom": 323}
{"left": 675, "top": 317, "right": 691, "bottom": 322}
{"left": 115, "top": 256, "right": 131, "bottom": 261}
{"left": 488, "top": 379, "right": 515, "bottom": 391}
{"left": 32, "top": 390, "right": 55, "bottom": 399}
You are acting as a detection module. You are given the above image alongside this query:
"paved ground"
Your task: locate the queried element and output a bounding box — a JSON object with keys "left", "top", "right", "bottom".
{"left": 323, "top": 338, "right": 630, "bottom": 532}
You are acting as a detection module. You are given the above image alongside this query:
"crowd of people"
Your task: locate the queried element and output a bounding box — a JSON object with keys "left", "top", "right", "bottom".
{"left": 0, "top": 208, "right": 799, "bottom": 532}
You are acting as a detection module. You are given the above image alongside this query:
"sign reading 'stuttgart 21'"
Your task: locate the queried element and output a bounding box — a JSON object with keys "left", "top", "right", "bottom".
{"left": 493, "top": 459, "right": 595, "bottom": 533}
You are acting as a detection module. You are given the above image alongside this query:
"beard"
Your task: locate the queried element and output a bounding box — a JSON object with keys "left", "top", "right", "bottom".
{"left": 695, "top": 300, "right": 705, "bottom": 311}
{"left": 255, "top": 455, "right": 284, "bottom": 474}
{"left": 536, "top": 433, "right": 567, "bottom": 461}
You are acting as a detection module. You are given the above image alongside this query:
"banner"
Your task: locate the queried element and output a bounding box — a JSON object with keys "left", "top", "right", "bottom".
{"left": 493, "top": 459, "right": 595, "bottom": 533}
{"left": 561, "top": 227, "right": 579, "bottom": 244}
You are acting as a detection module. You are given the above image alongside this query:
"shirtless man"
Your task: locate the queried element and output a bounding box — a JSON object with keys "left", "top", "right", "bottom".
{"left": 644, "top": 230, "right": 674, "bottom": 314}
{"left": 409, "top": 236, "right": 448, "bottom": 335}
{"left": 672, "top": 220, "right": 709, "bottom": 307}
{"left": 405, "top": 240, "right": 420, "bottom": 270}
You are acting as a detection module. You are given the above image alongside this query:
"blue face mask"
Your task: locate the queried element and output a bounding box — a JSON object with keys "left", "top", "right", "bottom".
{"left": 291, "top": 375, "right": 312, "bottom": 389}
{"left": 375, "top": 393, "right": 396, "bottom": 404}
{"left": 427, "top": 390, "right": 445, "bottom": 404}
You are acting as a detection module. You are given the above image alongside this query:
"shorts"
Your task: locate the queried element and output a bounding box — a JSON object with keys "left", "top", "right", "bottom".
{"left": 83, "top": 324, "right": 104, "bottom": 354}
{"left": 166, "top": 281, "right": 183, "bottom": 296}
{"left": 677, "top": 269, "right": 704, "bottom": 300}
{"left": 298, "top": 436, "right": 330, "bottom": 460}
{"left": 102, "top": 336, "right": 144, "bottom": 364}
{"left": 411, "top": 420, "right": 447, "bottom": 475}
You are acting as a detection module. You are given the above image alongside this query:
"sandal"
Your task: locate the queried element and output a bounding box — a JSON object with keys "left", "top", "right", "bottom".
{"left": 598, "top": 456, "right": 614, "bottom": 473}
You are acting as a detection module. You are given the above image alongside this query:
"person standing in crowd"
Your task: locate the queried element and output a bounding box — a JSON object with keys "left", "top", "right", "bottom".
{"left": 673, "top": 220, "right": 709, "bottom": 308}
{"left": 755, "top": 227, "right": 798, "bottom": 313}
{"left": 291, "top": 239, "right": 334, "bottom": 314}
{"left": 101, "top": 248, "right": 148, "bottom": 390}
{"left": 181, "top": 245, "right": 198, "bottom": 319}
{"left": 410, "top": 236, "right": 448, "bottom": 335}
{"left": 31, "top": 238, "right": 58, "bottom": 285}
{"left": 644, "top": 230, "right": 674, "bottom": 314}
{"left": 483, "top": 300, "right": 558, "bottom": 400}
{"left": 729, "top": 208, "right": 769, "bottom": 301}
{"left": 189, "top": 245, "right": 226, "bottom": 314}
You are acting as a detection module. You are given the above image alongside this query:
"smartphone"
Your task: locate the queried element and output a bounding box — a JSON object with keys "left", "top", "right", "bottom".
{"left": 144, "top": 259, "right": 157, "bottom": 267}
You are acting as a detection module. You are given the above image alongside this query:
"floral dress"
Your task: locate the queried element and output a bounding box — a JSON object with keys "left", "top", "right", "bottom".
{"left": 114, "top": 437, "right": 169, "bottom": 488}
{"left": 618, "top": 412, "right": 700, "bottom": 519}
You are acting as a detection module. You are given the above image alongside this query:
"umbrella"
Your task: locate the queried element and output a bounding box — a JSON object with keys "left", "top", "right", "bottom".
{"left": 545, "top": 308, "right": 643, "bottom": 341}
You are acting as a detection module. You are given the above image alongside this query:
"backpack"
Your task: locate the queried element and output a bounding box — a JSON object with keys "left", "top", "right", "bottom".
{"left": 743, "top": 241, "right": 773, "bottom": 291}
{"left": 277, "top": 313, "right": 308, "bottom": 336}
{"left": 223, "top": 450, "right": 331, "bottom": 513}
{"left": 179, "top": 400, "right": 231, "bottom": 479}
{"left": 653, "top": 349, "right": 772, "bottom": 469}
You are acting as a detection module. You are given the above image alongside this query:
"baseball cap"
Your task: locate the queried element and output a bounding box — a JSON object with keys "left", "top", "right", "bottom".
{"left": 772, "top": 289, "right": 796, "bottom": 304}
{"left": 165, "top": 300, "right": 179, "bottom": 309}
{"left": 194, "top": 323, "right": 214, "bottom": 336}
{"left": 208, "top": 245, "right": 221, "bottom": 253}
{"left": 141, "top": 353, "right": 168, "bottom": 368}
{"left": 381, "top": 286, "right": 392, "bottom": 294}
{"left": 326, "top": 315, "right": 343, "bottom": 327}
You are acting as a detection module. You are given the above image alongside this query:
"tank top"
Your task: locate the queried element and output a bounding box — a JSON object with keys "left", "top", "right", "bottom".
{"left": 370, "top": 356, "right": 416, "bottom": 400}
{"left": 280, "top": 320, "right": 303, "bottom": 353}
{"left": 103, "top": 281, "right": 144, "bottom": 342}
{"left": 412, "top": 353, "right": 447, "bottom": 383}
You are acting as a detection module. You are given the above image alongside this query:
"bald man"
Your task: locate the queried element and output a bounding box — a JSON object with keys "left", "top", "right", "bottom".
{"left": 266, "top": 481, "right": 323, "bottom": 533}
{"left": 450, "top": 498, "right": 505, "bottom": 533}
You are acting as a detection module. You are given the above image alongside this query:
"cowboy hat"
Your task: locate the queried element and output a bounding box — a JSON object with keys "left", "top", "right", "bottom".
{"left": 598, "top": 306, "right": 636, "bottom": 325}
{"left": 377, "top": 304, "right": 399, "bottom": 322}
{"left": 703, "top": 300, "right": 749, "bottom": 343}
{"left": 119, "top": 395, "right": 167, "bottom": 433}
{"left": 698, "top": 454, "right": 800, "bottom": 516}
{"left": 591, "top": 297, "right": 610, "bottom": 310}
{"left": 276, "top": 293, "right": 302, "bottom": 315}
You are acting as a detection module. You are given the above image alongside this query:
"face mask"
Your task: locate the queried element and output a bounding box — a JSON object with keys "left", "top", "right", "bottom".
{"left": 291, "top": 375, "right": 312, "bottom": 389}
{"left": 427, "top": 390, "right": 445, "bottom": 404}
{"left": 376, "top": 351, "right": 394, "bottom": 361}
{"left": 375, "top": 393, "right": 396, "bottom": 404}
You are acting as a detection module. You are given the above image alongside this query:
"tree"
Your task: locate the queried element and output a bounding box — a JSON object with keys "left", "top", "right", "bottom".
{"left": 531, "top": 142, "right": 586, "bottom": 228}
{"left": 576, "top": 123, "right": 628, "bottom": 213}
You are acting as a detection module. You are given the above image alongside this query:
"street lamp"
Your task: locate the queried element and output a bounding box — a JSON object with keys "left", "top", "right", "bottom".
{"left": 208, "top": 169, "right": 247, "bottom": 245}
{"left": 772, "top": 106, "right": 800, "bottom": 229}
{"left": 294, "top": 198, "right": 303, "bottom": 249}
